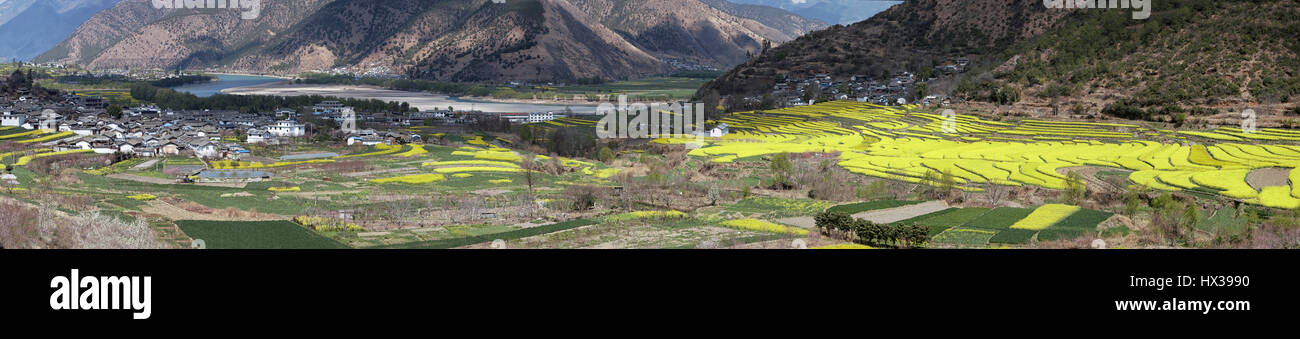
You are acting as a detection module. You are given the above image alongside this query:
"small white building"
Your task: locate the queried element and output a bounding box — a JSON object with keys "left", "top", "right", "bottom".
{"left": 528, "top": 111, "right": 556, "bottom": 123}
{"left": 346, "top": 135, "right": 385, "bottom": 146}
{"left": 267, "top": 120, "right": 306, "bottom": 137}
{"left": 1, "top": 112, "right": 25, "bottom": 127}
{"left": 709, "top": 123, "right": 729, "bottom": 138}
{"left": 194, "top": 143, "right": 220, "bottom": 158}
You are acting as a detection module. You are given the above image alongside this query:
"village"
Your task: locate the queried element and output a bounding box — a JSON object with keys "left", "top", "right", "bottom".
{"left": 0, "top": 96, "right": 432, "bottom": 161}
{"left": 751, "top": 57, "right": 969, "bottom": 108}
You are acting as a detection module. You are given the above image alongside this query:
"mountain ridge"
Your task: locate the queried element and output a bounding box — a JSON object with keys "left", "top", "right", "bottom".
{"left": 697, "top": 0, "right": 1071, "bottom": 109}
{"left": 36, "top": 0, "right": 827, "bottom": 82}
{"left": 0, "top": 0, "right": 121, "bottom": 61}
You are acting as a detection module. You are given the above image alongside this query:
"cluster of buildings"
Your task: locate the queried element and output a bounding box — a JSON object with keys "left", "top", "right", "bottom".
{"left": 769, "top": 72, "right": 920, "bottom": 107}
{"left": 0, "top": 95, "right": 431, "bottom": 160}
{"left": 757, "top": 58, "right": 969, "bottom": 108}
{"left": 410, "top": 107, "right": 564, "bottom": 125}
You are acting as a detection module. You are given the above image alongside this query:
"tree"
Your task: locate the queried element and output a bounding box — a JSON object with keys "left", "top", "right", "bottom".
{"left": 911, "top": 83, "right": 928, "bottom": 101}
{"left": 518, "top": 125, "right": 536, "bottom": 144}
{"left": 1064, "top": 171, "right": 1087, "bottom": 205}
{"left": 597, "top": 146, "right": 615, "bottom": 163}
{"left": 1123, "top": 186, "right": 1143, "bottom": 216}
{"left": 1182, "top": 203, "right": 1201, "bottom": 239}
{"left": 106, "top": 104, "right": 123, "bottom": 119}
{"left": 520, "top": 154, "right": 538, "bottom": 197}
{"left": 814, "top": 211, "right": 853, "bottom": 237}
{"left": 768, "top": 152, "right": 793, "bottom": 189}
{"left": 707, "top": 184, "right": 720, "bottom": 206}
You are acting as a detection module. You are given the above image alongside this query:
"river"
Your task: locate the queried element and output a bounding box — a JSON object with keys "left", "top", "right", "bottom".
{"left": 170, "top": 74, "right": 289, "bottom": 98}
{"left": 220, "top": 82, "right": 600, "bottom": 114}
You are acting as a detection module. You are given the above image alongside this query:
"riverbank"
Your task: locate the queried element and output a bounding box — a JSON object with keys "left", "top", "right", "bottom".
{"left": 200, "top": 71, "right": 294, "bottom": 80}
{"left": 221, "top": 82, "right": 600, "bottom": 113}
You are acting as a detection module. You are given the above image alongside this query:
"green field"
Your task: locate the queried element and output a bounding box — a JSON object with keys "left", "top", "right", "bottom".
{"left": 989, "top": 229, "right": 1038, "bottom": 244}
{"left": 826, "top": 200, "right": 922, "bottom": 214}
{"left": 933, "top": 227, "right": 998, "bottom": 246}
{"left": 176, "top": 220, "right": 348, "bottom": 249}
{"left": 371, "top": 219, "right": 598, "bottom": 249}
{"left": 960, "top": 207, "right": 1035, "bottom": 231}
{"left": 900, "top": 207, "right": 992, "bottom": 236}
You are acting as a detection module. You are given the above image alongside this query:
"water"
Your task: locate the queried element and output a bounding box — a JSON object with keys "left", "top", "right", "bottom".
{"left": 280, "top": 152, "right": 339, "bottom": 161}
{"left": 170, "top": 74, "right": 287, "bottom": 98}
{"left": 222, "top": 83, "right": 601, "bottom": 114}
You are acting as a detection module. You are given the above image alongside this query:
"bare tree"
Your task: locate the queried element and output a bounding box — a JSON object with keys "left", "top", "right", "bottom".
{"left": 985, "top": 183, "right": 1010, "bottom": 206}
{"left": 520, "top": 154, "right": 537, "bottom": 196}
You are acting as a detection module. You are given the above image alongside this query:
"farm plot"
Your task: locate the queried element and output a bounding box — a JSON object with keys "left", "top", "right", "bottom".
{"left": 826, "top": 200, "right": 922, "bottom": 214}
{"left": 725, "top": 197, "right": 831, "bottom": 217}
{"left": 851, "top": 200, "right": 950, "bottom": 224}
{"left": 370, "top": 219, "right": 597, "bottom": 249}
{"left": 895, "top": 207, "right": 992, "bottom": 236}
{"left": 959, "top": 207, "right": 1035, "bottom": 231}
{"left": 658, "top": 101, "right": 1300, "bottom": 207}
{"left": 933, "top": 228, "right": 998, "bottom": 246}
{"left": 176, "top": 220, "right": 348, "bottom": 249}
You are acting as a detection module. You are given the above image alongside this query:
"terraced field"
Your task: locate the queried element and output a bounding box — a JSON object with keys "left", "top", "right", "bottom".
{"left": 892, "top": 205, "right": 1115, "bottom": 247}
{"left": 656, "top": 101, "right": 1300, "bottom": 207}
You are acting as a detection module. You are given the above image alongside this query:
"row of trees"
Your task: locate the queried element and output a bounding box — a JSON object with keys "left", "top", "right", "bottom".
{"left": 127, "top": 84, "right": 418, "bottom": 114}
{"left": 515, "top": 124, "right": 598, "bottom": 158}
{"left": 814, "top": 211, "right": 930, "bottom": 248}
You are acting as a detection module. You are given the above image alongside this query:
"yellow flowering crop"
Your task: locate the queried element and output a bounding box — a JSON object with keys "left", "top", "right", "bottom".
{"left": 1009, "top": 204, "right": 1080, "bottom": 230}
{"left": 812, "top": 243, "right": 873, "bottom": 249}
{"left": 396, "top": 144, "right": 429, "bottom": 157}
{"left": 0, "top": 129, "right": 45, "bottom": 140}
{"left": 719, "top": 218, "right": 809, "bottom": 235}
{"left": 127, "top": 194, "right": 157, "bottom": 201}
{"left": 422, "top": 160, "right": 520, "bottom": 168}
{"left": 433, "top": 167, "right": 525, "bottom": 174}
{"left": 606, "top": 210, "right": 688, "bottom": 222}
{"left": 15, "top": 149, "right": 93, "bottom": 166}
{"left": 369, "top": 173, "right": 447, "bottom": 184}
{"left": 17, "top": 131, "right": 77, "bottom": 144}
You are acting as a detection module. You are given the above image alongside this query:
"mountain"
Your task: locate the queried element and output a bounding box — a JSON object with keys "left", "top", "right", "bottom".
{"left": 986, "top": 0, "right": 1300, "bottom": 113}
{"left": 698, "top": 0, "right": 1071, "bottom": 106}
{"left": 36, "top": 0, "right": 827, "bottom": 82}
{"left": 727, "top": 0, "right": 902, "bottom": 25}
{"left": 704, "top": 0, "right": 1299, "bottom": 116}
{"left": 0, "top": 0, "right": 121, "bottom": 61}
{"left": 0, "top": 0, "right": 37, "bottom": 27}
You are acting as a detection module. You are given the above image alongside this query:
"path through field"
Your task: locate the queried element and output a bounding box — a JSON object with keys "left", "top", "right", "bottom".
{"left": 851, "top": 200, "right": 949, "bottom": 224}
{"left": 139, "top": 199, "right": 289, "bottom": 221}
{"left": 108, "top": 173, "right": 175, "bottom": 185}
{"left": 1057, "top": 166, "right": 1124, "bottom": 196}
{"left": 132, "top": 159, "right": 160, "bottom": 169}
{"left": 774, "top": 216, "right": 816, "bottom": 229}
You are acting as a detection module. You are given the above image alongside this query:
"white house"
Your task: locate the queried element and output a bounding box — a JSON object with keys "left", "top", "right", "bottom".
{"left": 246, "top": 130, "right": 277, "bottom": 145}
{"left": 38, "top": 110, "right": 60, "bottom": 131}
{"left": 528, "top": 111, "right": 556, "bottom": 123}
{"left": 194, "top": 143, "right": 220, "bottom": 158}
{"left": 0, "top": 112, "right": 24, "bottom": 127}
{"left": 267, "top": 120, "right": 305, "bottom": 137}
{"left": 346, "top": 134, "right": 385, "bottom": 146}
{"left": 710, "top": 123, "right": 729, "bottom": 138}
